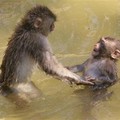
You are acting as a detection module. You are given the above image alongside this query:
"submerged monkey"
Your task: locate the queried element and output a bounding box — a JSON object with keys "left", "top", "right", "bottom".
{"left": 68, "top": 37, "right": 120, "bottom": 90}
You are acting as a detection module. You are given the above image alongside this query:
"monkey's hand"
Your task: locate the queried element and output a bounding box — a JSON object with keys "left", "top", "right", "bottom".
{"left": 85, "top": 76, "right": 96, "bottom": 82}
{"left": 61, "top": 76, "right": 94, "bottom": 86}
{"left": 65, "top": 66, "right": 70, "bottom": 70}
{"left": 70, "top": 76, "right": 94, "bottom": 86}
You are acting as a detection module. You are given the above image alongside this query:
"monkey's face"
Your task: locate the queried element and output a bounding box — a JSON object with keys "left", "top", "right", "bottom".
{"left": 43, "top": 17, "right": 55, "bottom": 36}
{"left": 23, "top": 5, "right": 57, "bottom": 36}
{"left": 50, "top": 23, "right": 55, "bottom": 32}
{"left": 92, "top": 39, "right": 104, "bottom": 57}
{"left": 48, "top": 18, "right": 55, "bottom": 32}
{"left": 34, "top": 17, "right": 55, "bottom": 36}
{"left": 92, "top": 37, "right": 120, "bottom": 59}
{"left": 92, "top": 37, "right": 108, "bottom": 57}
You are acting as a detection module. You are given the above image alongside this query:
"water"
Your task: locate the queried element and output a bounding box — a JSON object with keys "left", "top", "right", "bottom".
{"left": 0, "top": 0, "right": 120, "bottom": 120}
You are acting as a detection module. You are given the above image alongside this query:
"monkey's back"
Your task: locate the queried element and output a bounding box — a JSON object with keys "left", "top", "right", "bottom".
{"left": 0, "top": 28, "right": 35, "bottom": 85}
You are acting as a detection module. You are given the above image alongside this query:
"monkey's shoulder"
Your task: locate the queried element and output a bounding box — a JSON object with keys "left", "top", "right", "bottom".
{"left": 30, "top": 33, "right": 52, "bottom": 52}
{"left": 85, "top": 58, "right": 116, "bottom": 73}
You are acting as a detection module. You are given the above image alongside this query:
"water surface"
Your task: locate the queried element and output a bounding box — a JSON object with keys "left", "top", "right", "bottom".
{"left": 0, "top": 0, "right": 120, "bottom": 120}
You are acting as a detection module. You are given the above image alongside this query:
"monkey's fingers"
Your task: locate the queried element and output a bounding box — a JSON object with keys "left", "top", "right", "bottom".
{"left": 77, "top": 80, "right": 94, "bottom": 85}
{"left": 68, "top": 76, "right": 94, "bottom": 86}
{"left": 65, "top": 66, "right": 70, "bottom": 70}
{"left": 62, "top": 78, "right": 73, "bottom": 87}
{"left": 85, "top": 76, "right": 96, "bottom": 81}
{"left": 65, "top": 77, "right": 94, "bottom": 86}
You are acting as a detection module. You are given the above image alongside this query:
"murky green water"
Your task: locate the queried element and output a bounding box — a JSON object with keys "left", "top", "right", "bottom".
{"left": 0, "top": 0, "right": 120, "bottom": 120}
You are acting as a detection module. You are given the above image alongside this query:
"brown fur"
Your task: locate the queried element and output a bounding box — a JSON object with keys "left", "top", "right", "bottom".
{"left": 68, "top": 37, "right": 120, "bottom": 90}
{"left": 0, "top": 5, "right": 93, "bottom": 93}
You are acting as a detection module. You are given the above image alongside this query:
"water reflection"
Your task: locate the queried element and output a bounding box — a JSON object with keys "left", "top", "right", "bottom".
{"left": 0, "top": 0, "right": 120, "bottom": 120}
{"left": 74, "top": 87, "right": 113, "bottom": 120}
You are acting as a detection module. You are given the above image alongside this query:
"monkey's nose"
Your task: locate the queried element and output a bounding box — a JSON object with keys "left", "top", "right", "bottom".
{"left": 94, "top": 44, "right": 98, "bottom": 48}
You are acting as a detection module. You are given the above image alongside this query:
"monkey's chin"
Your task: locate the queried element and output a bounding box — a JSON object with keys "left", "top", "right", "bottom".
{"left": 92, "top": 51, "right": 99, "bottom": 57}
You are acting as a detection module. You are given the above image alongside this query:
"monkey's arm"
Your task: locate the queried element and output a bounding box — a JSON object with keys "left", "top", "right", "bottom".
{"left": 27, "top": 40, "right": 93, "bottom": 85}
{"left": 90, "top": 74, "right": 117, "bottom": 90}
{"left": 27, "top": 36, "right": 93, "bottom": 85}
{"left": 95, "top": 74, "right": 117, "bottom": 84}
{"left": 40, "top": 51, "right": 93, "bottom": 85}
{"left": 87, "top": 70, "right": 117, "bottom": 90}
{"left": 67, "top": 59, "right": 89, "bottom": 73}
{"left": 96, "top": 62, "right": 117, "bottom": 84}
{"left": 67, "top": 64, "right": 84, "bottom": 73}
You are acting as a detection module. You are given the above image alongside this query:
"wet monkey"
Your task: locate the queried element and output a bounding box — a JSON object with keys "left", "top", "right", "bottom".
{"left": 0, "top": 5, "right": 93, "bottom": 98}
{"left": 68, "top": 37, "right": 120, "bottom": 90}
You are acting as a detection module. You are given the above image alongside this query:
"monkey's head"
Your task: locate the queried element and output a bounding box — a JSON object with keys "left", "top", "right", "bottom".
{"left": 22, "top": 5, "right": 57, "bottom": 36}
{"left": 92, "top": 37, "right": 120, "bottom": 60}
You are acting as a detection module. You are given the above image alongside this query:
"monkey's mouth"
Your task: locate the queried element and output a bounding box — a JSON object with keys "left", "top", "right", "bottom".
{"left": 92, "top": 48, "right": 99, "bottom": 56}
{"left": 93, "top": 48, "right": 98, "bottom": 52}
{"left": 50, "top": 24, "right": 55, "bottom": 31}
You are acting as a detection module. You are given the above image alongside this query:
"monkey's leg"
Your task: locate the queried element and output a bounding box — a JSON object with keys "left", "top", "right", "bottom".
{"left": 1, "top": 81, "right": 42, "bottom": 107}
{"left": 15, "top": 81, "right": 41, "bottom": 99}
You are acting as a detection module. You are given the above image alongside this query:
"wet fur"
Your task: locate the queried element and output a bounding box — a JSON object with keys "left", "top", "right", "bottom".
{"left": 0, "top": 5, "right": 85, "bottom": 94}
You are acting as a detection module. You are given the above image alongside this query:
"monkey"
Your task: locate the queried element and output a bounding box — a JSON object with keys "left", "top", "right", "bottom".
{"left": 0, "top": 5, "right": 94, "bottom": 97}
{"left": 67, "top": 37, "right": 120, "bottom": 90}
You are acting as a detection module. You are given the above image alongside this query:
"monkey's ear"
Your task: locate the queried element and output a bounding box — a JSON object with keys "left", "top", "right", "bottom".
{"left": 34, "top": 18, "right": 42, "bottom": 28}
{"left": 111, "top": 49, "right": 120, "bottom": 59}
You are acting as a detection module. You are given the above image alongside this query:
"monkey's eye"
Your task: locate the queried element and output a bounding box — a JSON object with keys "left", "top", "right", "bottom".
{"left": 99, "top": 40, "right": 105, "bottom": 47}
{"left": 99, "top": 41, "right": 106, "bottom": 52}
{"left": 50, "top": 23, "right": 55, "bottom": 31}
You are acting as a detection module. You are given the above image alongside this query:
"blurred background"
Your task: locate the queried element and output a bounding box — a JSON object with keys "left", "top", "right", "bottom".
{"left": 0, "top": 0, "right": 120, "bottom": 120}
